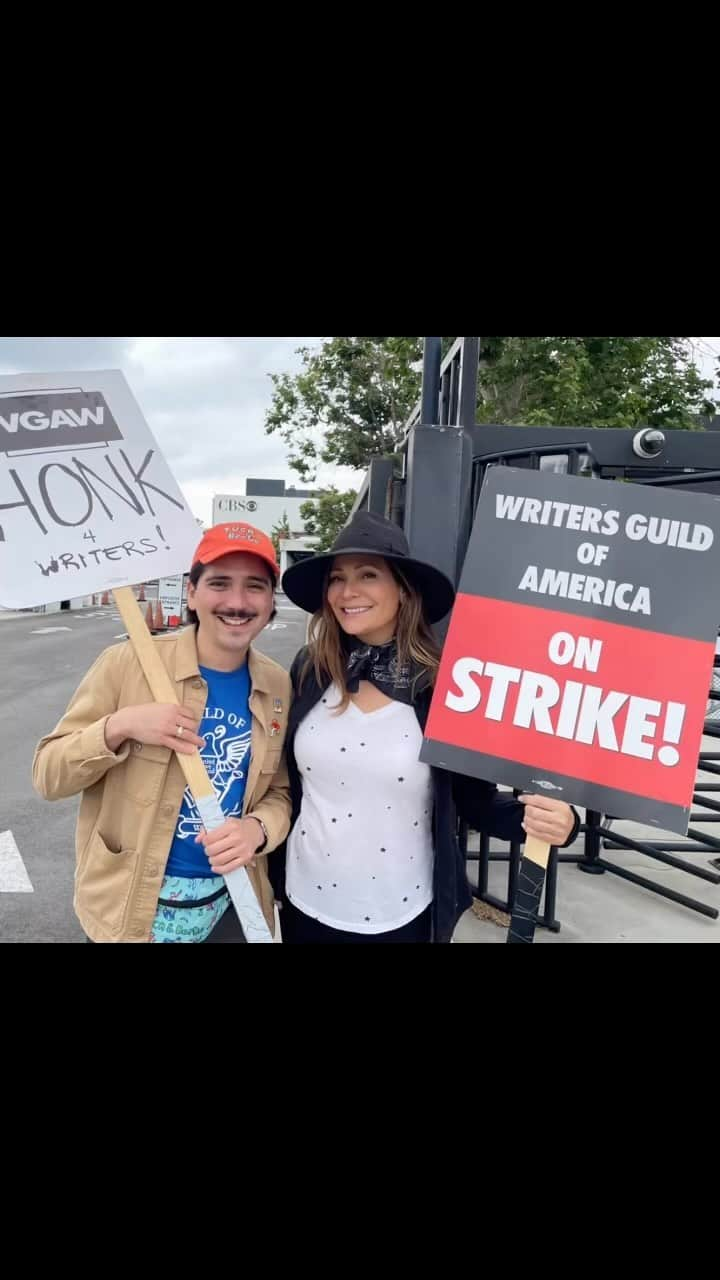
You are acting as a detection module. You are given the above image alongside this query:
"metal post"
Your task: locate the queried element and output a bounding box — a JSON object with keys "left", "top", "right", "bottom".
{"left": 578, "top": 809, "right": 605, "bottom": 875}
{"left": 421, "top": 338, "right": 442, "bottom": 425}
{"left": 366, "top": 458, "right": 395, "bottom": 518}
{"left": 457, "top": 337, "right": 480, "bottom": 429}
{"left": 404, "top": 425, "right": 475, "bottom": 592}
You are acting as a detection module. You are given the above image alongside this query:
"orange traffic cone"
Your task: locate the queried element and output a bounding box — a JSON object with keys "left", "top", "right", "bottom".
{"left": 101, "top": 591, "right": 110, "bottom": 607}
{"left": 138, "top": 583, "right": 146, "bottom": 603}
{"left": 145, "top": 603, "right": 154, "bottom": 631}
{"left": 154, "top": 601, "right": 164, "bottom": 632}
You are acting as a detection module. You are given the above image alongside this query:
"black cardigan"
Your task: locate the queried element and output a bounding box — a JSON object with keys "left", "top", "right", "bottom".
{"left": 270, "top": 650, "right": 579, "bottom": 944}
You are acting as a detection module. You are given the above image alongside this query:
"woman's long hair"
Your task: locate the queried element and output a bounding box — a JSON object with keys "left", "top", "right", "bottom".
{"left": 299, "top": 562, "right": 442, "bottom": 711}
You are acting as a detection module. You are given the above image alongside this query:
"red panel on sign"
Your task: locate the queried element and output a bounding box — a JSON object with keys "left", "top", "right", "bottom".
{"left": 426, "top": 595, "right": 714, "bottom": 807}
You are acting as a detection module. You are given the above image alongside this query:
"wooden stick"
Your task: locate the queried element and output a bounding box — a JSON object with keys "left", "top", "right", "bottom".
{"left": 113, "top": 588, "right": 274, "bottom": 944}
{"left": 523, "top": 836, "right": 551, "bottom": 870}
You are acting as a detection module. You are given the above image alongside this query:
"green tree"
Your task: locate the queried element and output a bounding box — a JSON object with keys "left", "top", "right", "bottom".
{"left": 300, "top": 488, "right": 358, "bottom": 551}
{"left": 270, "top": 511, "right": 292, "bottom": 559}
{"left": 266, "top": 337, "right": 716, "bottom": 481}
{"left": 266, "top": 337, "right": 424, "bottom": 481}
{"left": 476, "top": 337, "right": 716, "bottom": 429}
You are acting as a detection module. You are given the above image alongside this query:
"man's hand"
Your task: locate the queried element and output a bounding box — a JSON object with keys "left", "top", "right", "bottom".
{"left": 196, "top": 817, "right": 266, "bottom": 875}
{"left": 105, "top": 704, "right": 205, "bottom": 756}
{"left": 519, "top": 795, "right": 576, "bottom": 847}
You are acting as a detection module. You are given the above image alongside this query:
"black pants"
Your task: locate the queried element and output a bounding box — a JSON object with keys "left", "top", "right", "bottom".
{"left": 86, "top": 906, "right": 248, "bottom": 944}
{"left": 280, "top": 899, "right": 432, "bottom": 944}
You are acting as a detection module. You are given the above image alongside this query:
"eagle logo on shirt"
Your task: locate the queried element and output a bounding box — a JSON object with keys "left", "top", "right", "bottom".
{"left": 176, "top": 723, "right": 252, "bottom": 840}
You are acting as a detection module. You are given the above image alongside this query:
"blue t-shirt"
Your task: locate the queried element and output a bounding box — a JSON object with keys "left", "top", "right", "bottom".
{"left": 166, "top": 663, "right": 252, "bottom": 879}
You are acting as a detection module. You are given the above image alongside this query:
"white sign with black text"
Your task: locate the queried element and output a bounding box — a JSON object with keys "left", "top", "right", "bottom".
{"left": 158, "top": 575, "right": 185, "bottom": 622}
{"left": 0, "top": 371, "right": 200, "bottom": 608}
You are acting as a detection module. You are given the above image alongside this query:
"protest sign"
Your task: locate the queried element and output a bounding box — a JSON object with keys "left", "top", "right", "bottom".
{"left": 0, "top": 371, "right": 199, "bottom": 608}
{"left": 422, "top": 466, "right": 720, "bottom": 837}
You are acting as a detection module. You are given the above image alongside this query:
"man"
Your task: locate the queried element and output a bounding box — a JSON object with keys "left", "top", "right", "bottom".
{"left": 33, "top": 523, "right": 291, "bottom": 944}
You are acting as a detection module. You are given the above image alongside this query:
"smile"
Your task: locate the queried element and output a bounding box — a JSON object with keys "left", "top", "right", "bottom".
{"left": 216, "top": 615, "right": 256, "bottom": 628}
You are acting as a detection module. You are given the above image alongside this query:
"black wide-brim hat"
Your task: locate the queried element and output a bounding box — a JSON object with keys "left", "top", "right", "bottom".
{"left": 281, "top": 510, "right": 456, "bottom": 624}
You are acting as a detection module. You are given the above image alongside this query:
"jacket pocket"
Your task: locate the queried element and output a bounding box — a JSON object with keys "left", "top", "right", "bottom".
{"left": 79, "top": 830, "right": 139, "bottom": 936}
{"left": 122, "top": 742, "right": 171, "bottom": 805}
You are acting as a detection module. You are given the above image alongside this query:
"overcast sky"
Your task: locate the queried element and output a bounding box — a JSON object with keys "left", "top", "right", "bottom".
{"left": 0, "top": 337, "right": 357, "bottom": 526}
{"left": 0, "top": 337, "right": 717, "bottom": 527}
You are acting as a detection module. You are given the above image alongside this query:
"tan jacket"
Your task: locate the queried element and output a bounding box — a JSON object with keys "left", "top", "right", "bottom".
{"left": 32, "top": 627, "right": 291, "bottom": 943}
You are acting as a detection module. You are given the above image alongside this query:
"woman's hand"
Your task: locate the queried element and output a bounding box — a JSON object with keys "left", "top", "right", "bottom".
{"left": 519, "top": 795, "right": 576, "bottom": 847}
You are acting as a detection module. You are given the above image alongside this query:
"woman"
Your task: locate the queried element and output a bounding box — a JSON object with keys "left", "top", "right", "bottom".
{"left": 275, "top": 511, "right": 579, "bottom": 944}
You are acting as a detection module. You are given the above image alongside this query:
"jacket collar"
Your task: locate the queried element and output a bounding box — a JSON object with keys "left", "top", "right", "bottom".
{"left": 175, "top": 626, "right": 202, "bottom": 681}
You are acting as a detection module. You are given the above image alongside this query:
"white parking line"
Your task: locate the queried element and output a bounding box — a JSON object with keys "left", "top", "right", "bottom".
{"left": 31, "top": 627, "right": 73, "bottom": 635}
{"left": 0, "top": 831, "right": 34, "bottom": 893}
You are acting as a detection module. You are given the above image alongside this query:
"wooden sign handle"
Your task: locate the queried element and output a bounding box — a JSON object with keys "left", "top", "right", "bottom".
{"left": 113, "top": 588, "right": 274, "bottom": 944}
{"left": 506, "top": 836, "right": 551, "bottom": 945}
{"left": 524, "top": 836, "right": 551, "bottom": 870}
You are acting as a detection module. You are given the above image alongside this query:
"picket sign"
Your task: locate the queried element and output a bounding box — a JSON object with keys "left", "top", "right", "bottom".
{"left": 422, "top": 465, "right": 720, "bottom": 943}
{"left": 113, "top": 588, "right": 273, "bottom": 944}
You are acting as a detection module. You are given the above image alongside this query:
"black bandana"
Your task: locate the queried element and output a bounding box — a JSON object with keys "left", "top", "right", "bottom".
{"left": 345, "top": 640, "right": 430, "bottom": 706}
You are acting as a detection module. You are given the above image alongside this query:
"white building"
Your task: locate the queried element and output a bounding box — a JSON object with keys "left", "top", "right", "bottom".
{"left": 213, "top": 479, "right": 316, "bottom": 540}
{"left": 213, "top": 479, "right": 320, "bottom": 581}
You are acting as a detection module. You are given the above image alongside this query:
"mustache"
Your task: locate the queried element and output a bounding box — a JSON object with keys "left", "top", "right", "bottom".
{"left": 214, "top": 610, "right": 258, "bottom": 622}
